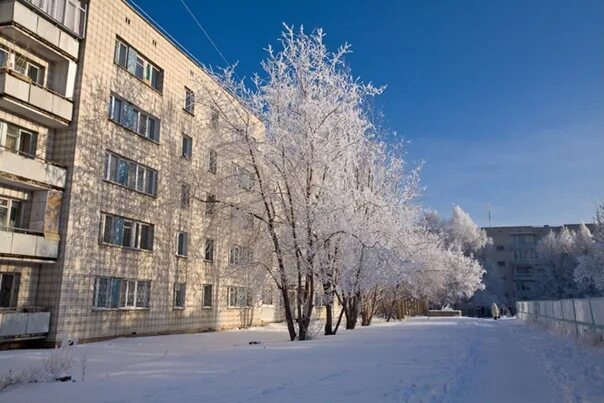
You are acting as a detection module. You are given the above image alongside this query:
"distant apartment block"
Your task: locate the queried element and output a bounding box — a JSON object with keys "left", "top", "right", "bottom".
{"left": 0, "top": 0, "right": 286, "bottom": 345}
{"left": 478, "top": 224, "right": 593, "bottom": 309}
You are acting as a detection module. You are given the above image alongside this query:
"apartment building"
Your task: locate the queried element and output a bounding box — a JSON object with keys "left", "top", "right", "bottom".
{"left": 473, "top": 224, "right": 592, "bottom": 312}
{"left": 0, "top": 0, "right": 285, "bottom": 345}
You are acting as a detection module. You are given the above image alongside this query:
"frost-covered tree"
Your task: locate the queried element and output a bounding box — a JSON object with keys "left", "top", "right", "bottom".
{"left": 575, "top": 205, "right": 604, "bottom": 293}
{"left": 535, "top": 225, "right": 597, "bottom": 298}
{"left": 445, "top": 205, "right": 490, "bottom": 256}
{"left": 195, "top": 26, "right": 391, "bottom": 340}
{"left": 416, "top": 207, "right": 487, "bottom": 306}
{"left": 189, "top": 25, "right": 489, "bottom": 338}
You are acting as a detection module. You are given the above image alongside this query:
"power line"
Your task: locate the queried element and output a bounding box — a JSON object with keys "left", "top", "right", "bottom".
{"left": 178, "top": 0, "right": 232, "bottom": 67}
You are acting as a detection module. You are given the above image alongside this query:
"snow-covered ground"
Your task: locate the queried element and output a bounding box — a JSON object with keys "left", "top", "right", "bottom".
{"left": 1, "top": 317, "right": 603, "bottom": 402}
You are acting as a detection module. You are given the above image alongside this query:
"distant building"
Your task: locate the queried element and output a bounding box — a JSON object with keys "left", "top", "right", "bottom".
{"left": 471, "top": 224, "right": 593, "bottom": 312}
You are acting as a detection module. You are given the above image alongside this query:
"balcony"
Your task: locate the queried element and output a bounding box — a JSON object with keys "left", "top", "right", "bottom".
{"left": 0, "top": 308, "right": 50, "bottom": 340}
{"left": 0, "top": 228, "right": 59, "bottom": 261}
{"left": 0, "top": 70, "right": 72, "bottom": 127}
{"left": 0, "top": 0, "right": 82, "bottom": 59}
{"left": 0, "top": 147, "right": 66, "bottom": 188}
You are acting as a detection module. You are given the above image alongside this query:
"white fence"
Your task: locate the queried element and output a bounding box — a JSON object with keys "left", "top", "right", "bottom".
{"left": 516, "top": 298, "right": 604, "bottom": 342}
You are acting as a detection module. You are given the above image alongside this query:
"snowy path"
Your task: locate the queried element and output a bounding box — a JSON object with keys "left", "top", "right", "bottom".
{"left": 1, "top": 317, "right": 603, "bottom": 403}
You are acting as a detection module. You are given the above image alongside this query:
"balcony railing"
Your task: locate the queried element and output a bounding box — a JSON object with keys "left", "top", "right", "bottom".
{"left": 0, "top": 69, "right": 72, "bottom": 127}
{"left": 0, "top": 308, "right": 50, "bottom": 340}
{"left": 0, "top": 229, "right": 59, "bottom": 260}
{"left": 0, "top": 145, "right": 67, "bottom": 188}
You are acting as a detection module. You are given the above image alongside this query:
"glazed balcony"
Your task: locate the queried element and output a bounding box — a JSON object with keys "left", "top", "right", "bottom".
{"left": 0, "top": 70, "right": 73, "bottom": 127}
{"left": 0, "top": 0, "right": 84, "bottom": 60}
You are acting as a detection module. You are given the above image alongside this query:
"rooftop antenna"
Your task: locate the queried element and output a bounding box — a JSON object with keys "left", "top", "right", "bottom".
{"left": 487, "top": 203, "right": 492, "bottom": 227}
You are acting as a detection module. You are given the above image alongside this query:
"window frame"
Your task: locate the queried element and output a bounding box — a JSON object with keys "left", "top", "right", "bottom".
{"left": 100, "top": 212, "right": 154, "bottom": 251}
{"left": 0, "top": 196, "right": 24, "bottom": 231}
{"left": 206, "top": 194, "right": 216, "bottom": 216}
{"left": 181, "top": 134, "right": 192, "bottom": 160}
{"left": 202, "top": 284, "right": 213, "bottom": 308}
{"left": 180, "top": 183, "right": 191, "bottom": 209}
{"left": 184, "top": 87, "right": 195, "bottom": 114}
{"left": 227, "top": 286, "right": 252, "bottom": 308}
{"left": 176, "top": 231, "right": 188, "bottom": 258}
{"left": 103, "top": 151, "right": 158, "bottom": 197}
{"left": 233, "top": 164, "right": 254, "bottom": 191}
{"left": 109, "top": 94, "right": 161, "bottom": 143}
{"left": 0, "top": 273, "right": 19, "bottom": 308}
{"left": 92, "top": 276, "right": 150, "bottom": 310}
{"left": 0, "top": 121, "right": 37, "bottom": 158}
{"left": 204, "top": 238, "right": 215, "bottom": 262}
{"left": 114, "top": 37, "right": 163, "bottom": 92}
{"left": 173, "top": 282, "right": 186, "bottom": 309}
{"left": 208, "top": 149, "right": 218, "bottom": 174}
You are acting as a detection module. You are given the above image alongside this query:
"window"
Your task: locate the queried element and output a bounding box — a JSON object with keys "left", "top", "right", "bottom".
{"left": 208, "top": 149, "right": 218, "bottom": 174}
{"left": 496, "top": 245, "right": 504, "bottom": 251}
{"left": 210, "top": 108, "right": 219, "bottom": 128}
{"left": 206, "top": 194, "right": 216, "bottom": 216}
{"left": 114, "top": 38, "right": 163, "bottom": 91}
{"left": 181, "top": 134, "right": 192, "bottom": 159}
{"left": 512, "top": 234, "right": 535, "bottom": 245}
{"left": 177, "top": 231, "right": 188, "bottom": 257}
{"left": 227, "top": 286, "right": 252, "bottom": 308}
{"left": 104, "top": 152, "right": 157, "bottom": 196}
{"left": 0, "top": 47, "right": 8, "bottom": 68}
{"left": 109, "top": 95, "right": 160, "bottom": 142}
{"left": 0, "top": 197, "right": 24, "bottom": 230}
{"left": 314, "top": 292, "right": 324, "bottom": 307}
{"left": 202, "top": 284, "right": 213, "bottom": 308}
{"left": 242, "top": 213, "right": 254, "bottom": 229}
{"left": 233, "top": 164, "right": 254, "bottom": 190}
{"left": 30, "top": 0, "right": 87, "bottom": 36}
{"left": 13, "top": 53, "right": 44, "bottom": 85}
{"left": 100, "top": 213, "right": 154, "bottom": 251}
{"left": 515, "top": 266, "right": 532, "bottom": 275}
{"left": 0, "top": 121, "right": 37, "bottom": 157}
{"left": 93, "top": 277, "right": 119, "bottom": 308}
{"left": 180, "top": 183, "right": 190, "bottom": 208}
{"left": 204, "top": 238, "right": 214, "bottom": 262}
{"left": 513, "top": 249, "right": 536, "bottom": 262}
{"left": 497, "top": 261, "right": 506, "bottom": 267}
{"left": 93, "top": 276, "right": 150, "bottom": 309}
{"left": 514, "top": 281, "right": 534, "bottom": 292}
{"left": 229, "top": 245, "right": 252, "bottom": 265}
{"left": 174, "top": 283, "right": 186, "bottom": 308}
{"left": 261, "top": 286, "right": 273, "bottom": 306}
{"left": 0, "top": 273, "right": 19, "bottom": 308}
{"left": 184, "top": 87, "right": 195, "bottom": 114}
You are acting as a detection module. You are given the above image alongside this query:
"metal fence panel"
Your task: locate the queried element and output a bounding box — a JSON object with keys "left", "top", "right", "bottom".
{"left": 516, "top": 297, "right": 604, "bottom": 342}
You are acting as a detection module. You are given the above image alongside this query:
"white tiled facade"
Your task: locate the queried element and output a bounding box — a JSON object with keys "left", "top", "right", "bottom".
{"left": 0, "top": 0, "right": 284, "bottom": 345}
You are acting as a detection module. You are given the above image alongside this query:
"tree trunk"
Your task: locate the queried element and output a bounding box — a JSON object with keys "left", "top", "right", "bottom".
{"left": 333, "top": 306, "right": 345, "bottom": 335}
{"left": 361, "top": 287, "right": 379, "bottom": 326}
{"left": 324, "top": 303, "right": 334, "bottom": 335}
{"left": 345, "top": 295, "right": 359, "bottom": 330}
{"left": 280, "top": 286, "right": 296, "bottom": 341}
{"left": 297, "top": 274, "right": 314, "bottom": 341}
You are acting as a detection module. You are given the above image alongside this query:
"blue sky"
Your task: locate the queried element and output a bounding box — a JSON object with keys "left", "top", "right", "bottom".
{"left": 133, "top": 0, "right": 604, "bottom": 227}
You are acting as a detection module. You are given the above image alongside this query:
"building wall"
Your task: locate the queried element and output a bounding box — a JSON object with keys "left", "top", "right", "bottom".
{"left": 477, "top": 224, "right": 593, "bottom": 310}
{"left": 43, "top": 0, "right": 279, "bottom": 342}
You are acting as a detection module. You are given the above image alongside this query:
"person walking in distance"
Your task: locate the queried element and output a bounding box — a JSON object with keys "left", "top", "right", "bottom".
{"left": 491, "top": 303, "right": 500, "bottom": 320}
